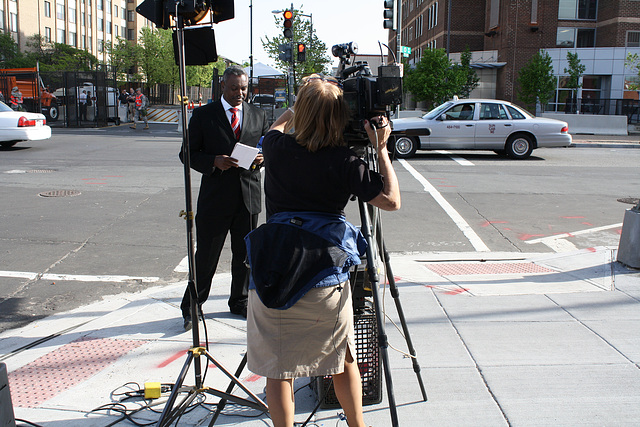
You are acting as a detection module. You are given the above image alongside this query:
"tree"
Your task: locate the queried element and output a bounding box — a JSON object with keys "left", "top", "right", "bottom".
{"left": 25, "top": 35, "right": 99, "bottom": 71}
{"left": 517, "top": 51, "right": 556, "bottom": 112}
{"left": 563, "top": 51, "right": 585, "bottom": 111}
{"left": 625, "top": 53, "right": 640, "bottom": 91}
{"left": 105, "top": 37, "right": 143, "bottom": 82}
{"left": 262, "top": 9, "right": 332, "bottom": 78}
{"left": 403, "top": 48, "right": 466, "bottom": 109}
{"left": 0, "top": 33, "right": 27, "bottom": 68}
{"left": 459, "top": 48, "right": 480, "bottom": 98}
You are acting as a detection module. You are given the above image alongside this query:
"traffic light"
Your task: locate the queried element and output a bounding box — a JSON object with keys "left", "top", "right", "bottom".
{"left": 278, "top": 43, "right": 292, "bottom": 63}
{"left": 283, "top": 10, "right": 293, "bottom": 39}
{"left": 297, "top": 43, "right": 306, "bottom": 62}
{"left": 383, "top": 0, "right": 396, "bottom": 30}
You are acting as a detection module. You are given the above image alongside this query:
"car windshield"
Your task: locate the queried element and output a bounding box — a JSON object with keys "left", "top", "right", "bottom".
{"left": 0, "top": 101, "right": 13, "bottom": 112}
{"left": 423, "top": 102, "right": 453, "bottom": 120}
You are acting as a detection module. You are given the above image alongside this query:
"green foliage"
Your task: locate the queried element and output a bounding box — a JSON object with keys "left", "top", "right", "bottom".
{"left": 459, "top": 48, "right": 480, "bottom": 98}
{"left": 262, "top": 9, "right": 332, "bottom": 78}
{"left": 517, "top": 51, "right": 556, "bottom": 111}
{"left": 563, "top": 52, "right": 585, "bottom": 97}
{"left": 138, "top": 27, "right": 178, "bottom": 86}
{"left": 26, "top": 35, "right": 99, "bottom": 71}
{"left": 403, "top": 48, "right": 468, "bottom": 109}
{"left": 625, "top": 53, "right": 640, "bottom": 91}
{"left": 105, "top": 37, "right": 143, "bottom": 81}
{"left": 0, "top": 33, "right": 25, "bottom": 68}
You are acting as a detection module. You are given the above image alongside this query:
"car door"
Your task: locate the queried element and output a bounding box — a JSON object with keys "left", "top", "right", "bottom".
{"left": 474, "top": 102, "right": 512, "bottom": 148}
{"left": 429, "top": 102, "right": 477, "bottom": 149}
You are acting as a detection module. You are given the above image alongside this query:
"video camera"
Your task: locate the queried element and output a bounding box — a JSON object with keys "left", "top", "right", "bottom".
{"left": 332, "top": 42, "right": 403, "bottom": 146}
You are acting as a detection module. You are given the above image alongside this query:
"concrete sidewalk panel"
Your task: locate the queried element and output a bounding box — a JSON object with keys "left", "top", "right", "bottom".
{"left": 581, "top": 320, "right": 640, "bottom": 364}
{"left": 455, "top": 321, "right": 632, "bottom": 366}
{"left": 481, "top": 364, "right": 640, "bottom": 426}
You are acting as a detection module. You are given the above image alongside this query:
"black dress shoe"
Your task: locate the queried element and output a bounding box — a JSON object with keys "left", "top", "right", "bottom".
{"left": 230, "top": 304, "right": 247, "bottom": 319}
{"left": 183, "top": 315, "right": 192, "bottom": 331}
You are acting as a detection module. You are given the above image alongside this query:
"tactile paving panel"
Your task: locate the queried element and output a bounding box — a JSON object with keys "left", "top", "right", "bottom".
{"left": 425, "top": 262, "right": 556, "bottom": 276}
{"left": 8, "top": 337, "right": 146, "bottom": 408}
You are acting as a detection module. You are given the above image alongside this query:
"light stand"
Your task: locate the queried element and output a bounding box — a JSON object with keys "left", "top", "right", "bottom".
{"left": 156, "top": 15, "right": 268, "bottom": 426}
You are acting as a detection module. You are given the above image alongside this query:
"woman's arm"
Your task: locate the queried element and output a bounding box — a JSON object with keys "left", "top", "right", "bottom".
{"left": 364, "top": 117, "right": 401, "bottom": 211}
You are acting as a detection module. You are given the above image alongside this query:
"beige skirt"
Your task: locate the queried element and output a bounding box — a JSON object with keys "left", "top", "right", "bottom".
{"left": 247, "top": 282, "right": 355, "bottom": 379}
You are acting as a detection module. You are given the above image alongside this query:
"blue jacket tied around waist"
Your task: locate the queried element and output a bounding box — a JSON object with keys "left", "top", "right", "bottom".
{"left": 244, "top": 212, "right": 367, "bottom": 310}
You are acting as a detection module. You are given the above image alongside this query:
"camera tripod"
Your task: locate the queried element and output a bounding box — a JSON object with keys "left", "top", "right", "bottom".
{"left": 350, "top": 146, "right": 428, "bottom": 427}
{"left": 156, "top": 18, "right": 268, "bottom": 426}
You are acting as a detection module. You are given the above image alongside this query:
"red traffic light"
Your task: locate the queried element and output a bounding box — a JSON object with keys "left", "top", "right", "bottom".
{"left": 297, "top": 43, "right": 306, "bottom": 62}
{"left": 283, "top": 10, "right": 293, "bottom": 38}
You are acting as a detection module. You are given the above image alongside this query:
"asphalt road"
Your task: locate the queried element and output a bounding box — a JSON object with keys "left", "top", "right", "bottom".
{"left": 1, "top": 124, "right": 639, "bottom": 333}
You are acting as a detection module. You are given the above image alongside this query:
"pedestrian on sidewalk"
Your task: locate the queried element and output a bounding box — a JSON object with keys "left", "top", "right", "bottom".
{"left": 244, "top": 73, "right": 401, "bottom": 427}
{"left": 127, "top": 88, "right": 136, "bottom": 123}
{"left": 79, "top": 90, "right": 88, "bottom": 121}
{"left": 130, "top": 88, "right": 149, "bottom": 129}
{"left": 178, "top": 65, "right": 268, "bottom": 328}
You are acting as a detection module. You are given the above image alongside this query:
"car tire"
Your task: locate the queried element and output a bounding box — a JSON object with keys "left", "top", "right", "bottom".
{"left": 47, "top": 104, "right": 60, "bottom": 122}
{"left": 494, "top": 149, "right": 507, "bottom": 156}
{"left": 505, "top": 133, "right": 534, "bottom": 159}
{"left": 394, "top": 136, "right": 418, "bottom": 158}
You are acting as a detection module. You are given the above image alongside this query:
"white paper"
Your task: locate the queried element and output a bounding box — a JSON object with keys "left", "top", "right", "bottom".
{"left": 230, "top": 142, "right": 260, "bottom": 169}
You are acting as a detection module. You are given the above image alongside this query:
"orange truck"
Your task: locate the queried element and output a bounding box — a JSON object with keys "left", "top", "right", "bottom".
{"left": 0, "top": 68, "right": 59, "bottom": 121}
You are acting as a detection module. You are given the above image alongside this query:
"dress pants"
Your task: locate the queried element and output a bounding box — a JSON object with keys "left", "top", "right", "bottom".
{"left": 180, "top": 204, "right": 258, "bottom": 318}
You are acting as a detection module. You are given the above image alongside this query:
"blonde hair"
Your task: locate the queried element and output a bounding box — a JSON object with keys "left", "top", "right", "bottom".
{"left": 285, "top": 74, "right": 349, "bottom": 152}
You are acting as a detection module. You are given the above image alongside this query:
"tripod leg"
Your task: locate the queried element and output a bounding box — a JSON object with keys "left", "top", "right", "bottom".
{"left": 358, "top": 199, "right": 399, "bottom": 427}
{"left": 157, "top": 351, "right": 195, "bottom": 427}
{"left": 375, "top": 220, "right": 428, "bottom": 402}
{"left": 207, "top": 353, "right": 254, "bottom": 426}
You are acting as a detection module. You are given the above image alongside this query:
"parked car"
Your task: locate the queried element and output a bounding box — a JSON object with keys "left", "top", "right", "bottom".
{"left": 0, "top": 101, "right": 51, "bottom": 147}
{"left": 390, "top": 99, "right": 572, "bottom": 159}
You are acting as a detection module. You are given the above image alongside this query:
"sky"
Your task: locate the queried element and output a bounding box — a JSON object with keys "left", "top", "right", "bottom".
{"left": 209, "top": 0, "right": 391, "bottom": 69}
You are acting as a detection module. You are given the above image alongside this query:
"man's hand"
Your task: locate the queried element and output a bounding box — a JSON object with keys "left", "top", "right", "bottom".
{"left": 253, "top": 153, "right": 264, "bottom": 166}
{"left": 214, "top": 155, "right": 239, "bottom": 170}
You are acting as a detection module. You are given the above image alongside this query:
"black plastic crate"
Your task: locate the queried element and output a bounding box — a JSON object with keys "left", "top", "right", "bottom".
{"left": 312, "top": 311, "right": 382, "bottom": 408}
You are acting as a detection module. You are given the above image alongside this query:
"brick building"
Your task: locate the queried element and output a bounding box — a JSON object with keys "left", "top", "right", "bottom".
{"left": 0, "top": 0, "right": 152, "bottom": 64}
{"left": 391, "top": 0, "right": 640, "bottom": 112}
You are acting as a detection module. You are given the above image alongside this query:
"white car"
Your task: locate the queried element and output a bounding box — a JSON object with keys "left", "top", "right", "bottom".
{"left": 0, "top": 101, "right": 51, "bottom": 148}
{"left": 391, "top": 99, "right": 572, "bottom": 159}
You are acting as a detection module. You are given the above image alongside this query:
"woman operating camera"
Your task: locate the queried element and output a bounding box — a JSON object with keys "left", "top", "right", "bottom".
{"left": 245, "top": 73, "right": 400, "bottom": 427}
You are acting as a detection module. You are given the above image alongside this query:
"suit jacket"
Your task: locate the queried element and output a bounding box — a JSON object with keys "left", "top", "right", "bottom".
{"left": 180, "top": 99, "right": 269, "bottom": 216}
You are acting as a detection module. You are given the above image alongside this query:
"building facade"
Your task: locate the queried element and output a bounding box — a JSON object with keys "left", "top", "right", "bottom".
{"left": 0, "top": 0, "right": 152, "bottom": 64}
{"left": 392, "top": 0, "right": 640, "bottom": 112}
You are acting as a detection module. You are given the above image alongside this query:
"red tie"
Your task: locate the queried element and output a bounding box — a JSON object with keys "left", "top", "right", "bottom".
{"left": 230, "top": 107, "right": 241, "bottom": 140}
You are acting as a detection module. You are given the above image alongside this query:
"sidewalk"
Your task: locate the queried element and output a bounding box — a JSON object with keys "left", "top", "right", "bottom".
{"left": 1, "top": 246, "right": 639, "bottom": 426}
{"left": 571, "top": 133, "right": 640, "bottom": 148}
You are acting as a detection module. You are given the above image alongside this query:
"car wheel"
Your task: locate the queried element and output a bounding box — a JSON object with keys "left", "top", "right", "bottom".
{"left": 47, "top": 104, "right": 60, "bottom": 122}
{"left": 505, "top": 134, "right": 533, "bottom": 159}
{"left": 494, "top": 149, "right": 507, "bottom": 156}
{"left": 394, "top": 136, "right": 418, "bottom": 158}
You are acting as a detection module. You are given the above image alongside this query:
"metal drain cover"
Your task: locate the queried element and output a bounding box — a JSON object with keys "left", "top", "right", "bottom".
{"left": 38, "top": 190, "right": 81, "bottom": 198}
{"left": 618, "top": 197, "right": 640, "bottom": 205}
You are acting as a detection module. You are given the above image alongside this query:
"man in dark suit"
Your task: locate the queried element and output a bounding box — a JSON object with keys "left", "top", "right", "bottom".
{"left": 180, "top": 65, "right": 269, "bottom": 330}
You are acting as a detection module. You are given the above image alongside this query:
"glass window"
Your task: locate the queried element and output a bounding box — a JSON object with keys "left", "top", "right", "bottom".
{"left": 127, "top": 28, "right": 135, "bottom": 40}
{"left": 44, "top": 27, "right": 51, "bottom": 42}
{"left": 56, "top": 3, "right": 65, "bottom": 19}
{"left": 576, "top": 28, "right": 595, "bottom": 47}
{"left": 44, "top": 1, "right": 51, "bottom": 18}
{"left": 506, "top": 105, "right": 528, "bottom": 119}
{"left": 69, "top": 31, "right": 76, "bottom": 46}
{"left": 69, "top": 7, "right": 76, "bottom": 23}
{"left": 578, "top": 0, "right": 597, "bottom": 19}
{"left": 627, "top": 31, "right": 640, "bottom": 48}
{"left": 480, "top": 103, "right": 508, "bottom": 120}
{"left": 557, "top": 28, "right": 575, "bottom": 47}
{"left": 57, "top": 28, "right": 65, "bottom": 43}
{"left": 559, "top": 0, "right": 597, "bottom": 20}
{"left": 10, "top": 12, "right": 17, "bottom": 32}
{"left": 445, "top": 103, "right": 475, "bottom": 120}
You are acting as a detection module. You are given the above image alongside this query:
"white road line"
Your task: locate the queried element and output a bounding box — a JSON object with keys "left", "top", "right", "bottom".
{"left": 0, "top": 271, "right": 159, "bottom": 283}
{"left": 524, "top": 222, "right": 623, "bottom": 252}
{"left": 399, "top": 159, "right": 490, "bottom": 252}
{"left": 435, "top": 150, "right": 475, "bottom": 166}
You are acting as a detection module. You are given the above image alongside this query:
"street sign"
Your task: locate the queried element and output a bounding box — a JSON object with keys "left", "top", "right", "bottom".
{"left": 401, "top": 46, "right": 411, "bottom": 57}
{"left": 275, "top": 88, "right": 287, "bottom": 103}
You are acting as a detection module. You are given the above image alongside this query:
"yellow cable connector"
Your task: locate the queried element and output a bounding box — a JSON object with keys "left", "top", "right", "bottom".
{"left": 144, "top": 382, "right": 162, "bottom": 399}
